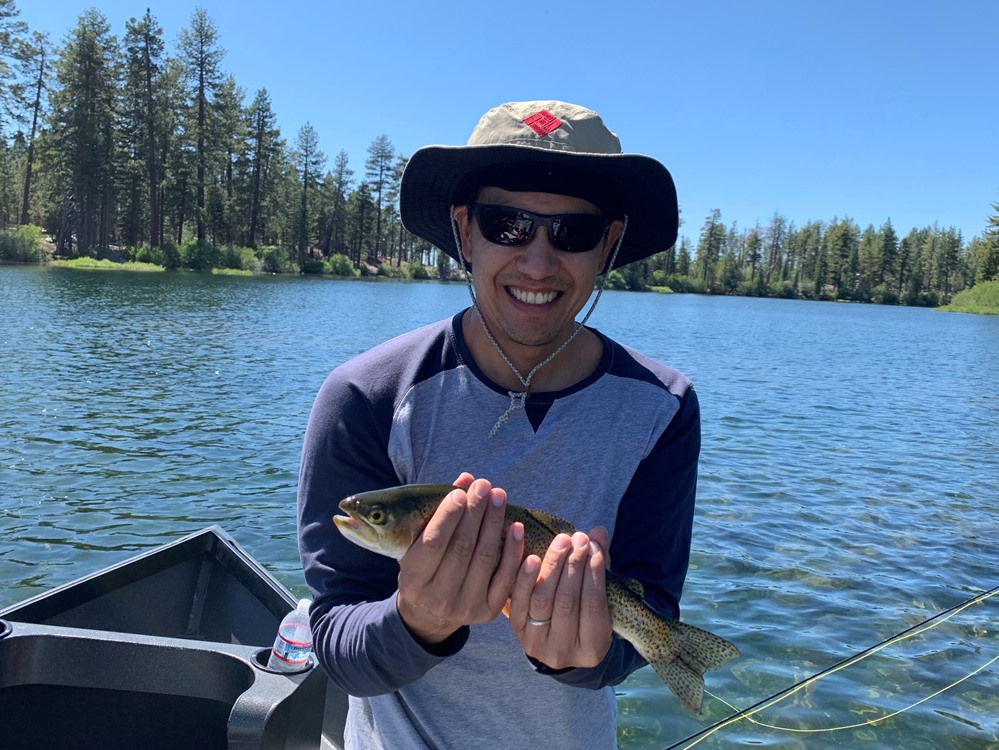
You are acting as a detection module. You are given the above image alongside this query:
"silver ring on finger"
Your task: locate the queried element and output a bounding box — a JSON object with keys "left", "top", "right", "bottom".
{"left": 527, "top": 615, "right": 552, "bottom": 627}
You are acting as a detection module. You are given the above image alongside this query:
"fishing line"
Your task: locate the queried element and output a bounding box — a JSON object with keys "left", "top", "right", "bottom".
{"left": 664, "top": 584, "right": 998, "bottom": 749}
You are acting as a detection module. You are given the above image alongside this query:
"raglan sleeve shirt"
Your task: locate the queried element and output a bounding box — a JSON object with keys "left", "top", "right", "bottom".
{"left": 296, "top": 316, "right": 699, "bottom": 697}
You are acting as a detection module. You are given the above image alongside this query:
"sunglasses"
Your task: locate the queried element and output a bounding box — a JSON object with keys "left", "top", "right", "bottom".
{"left": 468, "top": 204, "right": 611, "bottom": 253}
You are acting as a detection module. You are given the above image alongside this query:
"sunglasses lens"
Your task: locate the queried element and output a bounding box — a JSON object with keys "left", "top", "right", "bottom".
{"left": 478, "top": 206, "right": 535, "bottom": 246}
{"left": 551, "top": 215, "right": 609, "bottom": 252}
{"left": 475, "top": 205, "right": 609, "bottom": 253}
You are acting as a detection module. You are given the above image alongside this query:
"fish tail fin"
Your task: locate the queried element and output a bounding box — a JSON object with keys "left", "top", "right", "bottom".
{"left": 644, "top": 618, "right": 740, "bottom": 714}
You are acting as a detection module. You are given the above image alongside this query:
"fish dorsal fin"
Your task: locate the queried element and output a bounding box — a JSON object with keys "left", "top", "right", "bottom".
{"left": 519, "top": 506, "right": 576, "bottom": 537}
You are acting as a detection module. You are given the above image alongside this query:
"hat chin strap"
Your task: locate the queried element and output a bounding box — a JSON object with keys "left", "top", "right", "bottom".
{"left": 449, "top": 209, "right": 628, "bottom": 437}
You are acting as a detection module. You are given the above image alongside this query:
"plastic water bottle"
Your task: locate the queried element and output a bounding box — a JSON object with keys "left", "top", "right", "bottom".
{"left": 267, "top": 598, "right": 313, "bottom": 671}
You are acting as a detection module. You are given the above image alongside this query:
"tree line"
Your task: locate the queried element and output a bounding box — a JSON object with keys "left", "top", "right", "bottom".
{"left": 630, "top": 208, "right": 999, "bottom": 307}
{"left": 0, "top": 3, "right": 441, "bottom": 276}
{"left": 1, "top": 2, "right": 997, "bottom": 303}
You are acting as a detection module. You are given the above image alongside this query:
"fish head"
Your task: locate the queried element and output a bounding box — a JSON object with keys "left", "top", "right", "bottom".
{"left": 333, "top": 485, "right": 451, "bottom": 559}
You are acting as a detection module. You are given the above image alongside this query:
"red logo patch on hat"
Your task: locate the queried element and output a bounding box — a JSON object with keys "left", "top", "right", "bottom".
{"left": 523, "top": 110, "right": 563, "bottom": 137}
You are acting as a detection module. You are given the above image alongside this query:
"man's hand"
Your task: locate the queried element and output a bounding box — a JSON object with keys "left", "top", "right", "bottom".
{"left": 508, "top": 526, "right": 613, "bottom": 671}
{"left": 396, "top": 473, "right": 524, "bottom": 646}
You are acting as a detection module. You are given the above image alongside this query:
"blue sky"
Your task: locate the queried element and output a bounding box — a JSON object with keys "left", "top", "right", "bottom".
{"left": 19, "top": 0, "right": 999, "bottom": 245}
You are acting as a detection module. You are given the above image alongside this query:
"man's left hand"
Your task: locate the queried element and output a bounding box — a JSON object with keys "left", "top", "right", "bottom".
{"left": 508, "top": 527, "right": 613, "bottom": 670}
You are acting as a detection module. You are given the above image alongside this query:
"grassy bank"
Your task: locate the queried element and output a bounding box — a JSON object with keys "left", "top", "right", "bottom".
{"left": 939, "top": 279, "right": 999, "bottom": 315}
{"left": 49, "top": 258, "right": 163, "bottom": 272}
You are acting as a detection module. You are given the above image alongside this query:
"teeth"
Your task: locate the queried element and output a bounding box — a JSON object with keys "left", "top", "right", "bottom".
{"left": 510, "top": 288, "right": 558, "bottom": 305}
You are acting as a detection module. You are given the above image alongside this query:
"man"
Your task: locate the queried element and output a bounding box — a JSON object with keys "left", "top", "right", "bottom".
{"left": 297, "top": 101, "right": 698, "bottom": 749}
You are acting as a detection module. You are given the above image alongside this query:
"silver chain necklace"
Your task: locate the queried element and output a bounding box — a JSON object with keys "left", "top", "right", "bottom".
{"left": 450, "top": 211, "right": 628, "bottom": 437}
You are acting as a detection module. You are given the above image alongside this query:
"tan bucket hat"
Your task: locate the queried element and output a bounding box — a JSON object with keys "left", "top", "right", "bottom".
{"left": 400, "top": 100, "right": 679, "bottom": 272}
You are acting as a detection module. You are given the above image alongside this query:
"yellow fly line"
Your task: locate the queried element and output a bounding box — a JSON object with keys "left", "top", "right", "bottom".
{"left": 672, "top": 586, "right": 997, "bottom": 748}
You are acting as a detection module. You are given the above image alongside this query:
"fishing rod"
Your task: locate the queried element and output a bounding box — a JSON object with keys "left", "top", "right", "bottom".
{"left": 664, "top": 583, "right": 999, "bottom": 749}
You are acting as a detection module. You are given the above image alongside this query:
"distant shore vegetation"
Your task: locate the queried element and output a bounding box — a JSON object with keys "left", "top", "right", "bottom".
{"left": 0, "top": 2, "right": 997, "bottom": 314}
{"left": 938, "top": 279, "right": 999, "bottom": 315}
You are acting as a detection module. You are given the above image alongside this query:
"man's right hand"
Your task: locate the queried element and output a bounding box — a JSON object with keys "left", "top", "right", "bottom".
{"left": 395, "top": 474, "right": 524, "bottom": 646}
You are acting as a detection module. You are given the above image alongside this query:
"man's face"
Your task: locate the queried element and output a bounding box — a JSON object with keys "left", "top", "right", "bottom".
{"left": 453, "top": 187, "right": 623, "bottom": 357}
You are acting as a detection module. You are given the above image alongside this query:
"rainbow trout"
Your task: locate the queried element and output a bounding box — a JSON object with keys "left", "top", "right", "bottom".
{"left": 333, "top": 483, "right": 739, "bottom": 713}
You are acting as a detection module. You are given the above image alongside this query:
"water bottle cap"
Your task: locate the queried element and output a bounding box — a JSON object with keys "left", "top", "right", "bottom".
{"left": 296, "top": 598, "right": 311, "bottom": 615}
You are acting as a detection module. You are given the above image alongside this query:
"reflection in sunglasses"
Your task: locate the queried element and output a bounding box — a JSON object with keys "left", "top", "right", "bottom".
{"left": 470, "top": 204, "right": 610, "bottom": 253}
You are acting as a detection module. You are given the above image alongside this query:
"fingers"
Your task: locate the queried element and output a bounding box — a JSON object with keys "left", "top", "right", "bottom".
{"left": 576, "top": 539, "right": 610, "bottom": 654}
{"left": 510, "top": 552, "right": 543, "bottom": 629}
{"left": 588, "top": 526, "right": 609, "bottom": 560}
{"left": 449, "top": 482, "right": 508, "bottom": 598}
{"left": 397, "top": 478, "right": 514, "bottom": 641}
{"left": 452, "top": 472, "right": 474, "bottom": 490}
{"left": 542, "top": 533, "right": 590, "bottom": 645}
{"left": 421, "top": 480, "right": 498, "bottom": 598}
{"left": 511, "top": 531, "right": 612, "bottom": 670}
{"left": 488, "top": 520, "right": 523, "bottom": 614}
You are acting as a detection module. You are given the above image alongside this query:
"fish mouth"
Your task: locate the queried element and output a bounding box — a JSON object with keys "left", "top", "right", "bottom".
{"left": 332, "top": 514, "right": 361, "bottom": 533}
{"left": 332, "top": 508, "right": 400, "bottom": 558}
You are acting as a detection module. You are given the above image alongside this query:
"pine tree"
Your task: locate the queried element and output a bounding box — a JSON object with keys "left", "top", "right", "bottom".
{"left": 47, "top": 9, "right": 120, "bottom": 254}
{"left": 209, "top": 75, "right": 244, "bottom": 246}
{"left": 293, "top": 122, "right": 325, "bottom": 266}
{"left": 823, "top": 218, "right": 860, "bottom": 299}
{"left": 976, "top": 198, "right": 999, "bottom": 283}
{"left": 879, "top": 220, "right": 899, "bottom": 296}
{"left": 762, "top": 212, "right": 787, "bottom": 286}
{"left": 0, "top": 0, "right": 27, "bottom": 136}
{"left": 786, "top": 221, "right": 823, "bottom": 296}
{"left": 676, "top": 237, "right": 692, "bottom": 277}
{"left": 16, "top": 30, "right": 46, "bottom": 226}
{"left": 857, "top": 223, "right": 880, "bottom": 298}
{"left": 693, "top": 208, "right": 725, "bottom": 289}
{"left": 121, "top": 10, "right": 165, "bottom": 247}
{"left": 178, "top": 9, "right": 224, "bottom": 243}
{"left": 743, "top": 227, "right": 762, "bottom": 280}
{"left": 323, "top": 150, "right": 353, "bottom": 257}
{"left": 244, "top": 88, "right": 280, "bottom": 248}
{"left": 349, "top": 181, "right": 375, "bottom": 267}
{"left": 364, "top": 134, "right": 394, "bottom": 264}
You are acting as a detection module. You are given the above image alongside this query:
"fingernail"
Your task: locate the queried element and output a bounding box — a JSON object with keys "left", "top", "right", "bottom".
{"left": 552, "top": 534, "right": 572, "bottom": 552}
{"left": 511, "top": 523, "right": 524, "bottom": 542}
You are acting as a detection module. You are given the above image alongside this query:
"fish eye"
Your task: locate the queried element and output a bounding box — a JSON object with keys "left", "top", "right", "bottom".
{"left": 368, "top": 507, "right": 387, "bottom": 525}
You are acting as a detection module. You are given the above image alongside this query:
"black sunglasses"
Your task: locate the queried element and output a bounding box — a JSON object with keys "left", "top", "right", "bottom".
{"left": 468, "top": 204, "right": 611, "bottom": 253}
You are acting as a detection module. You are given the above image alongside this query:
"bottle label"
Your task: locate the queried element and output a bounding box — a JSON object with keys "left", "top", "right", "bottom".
{"left": 272, "top": 633, "right": 312, "bottom": 665}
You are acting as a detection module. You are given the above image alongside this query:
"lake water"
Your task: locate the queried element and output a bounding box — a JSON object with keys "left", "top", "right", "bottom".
{"left": 1, "top": 266, "right": 996, "bottom": 749}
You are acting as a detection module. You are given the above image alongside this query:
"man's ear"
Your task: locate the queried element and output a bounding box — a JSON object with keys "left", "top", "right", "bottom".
{"left": 452, "top": 204, "right": 473, "bottom": 269}
{"left": 598, "top": 218, "right": 625, "bottom": 272}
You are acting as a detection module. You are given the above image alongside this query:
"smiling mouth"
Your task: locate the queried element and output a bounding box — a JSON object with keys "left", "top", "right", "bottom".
{"left": 508, "top": 287, "right": 561, "bottom": 305}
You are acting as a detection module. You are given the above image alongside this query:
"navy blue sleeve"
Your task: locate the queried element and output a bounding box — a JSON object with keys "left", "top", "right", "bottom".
{"left": 297, "top": 344, "right": 467, "bottom": 696}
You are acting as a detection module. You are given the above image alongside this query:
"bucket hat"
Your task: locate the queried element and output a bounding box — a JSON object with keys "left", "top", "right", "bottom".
{"left": 400, "top": 100, "right": 679, "bottom": 273}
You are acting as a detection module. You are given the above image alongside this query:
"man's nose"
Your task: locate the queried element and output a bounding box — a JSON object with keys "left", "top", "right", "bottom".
{"left": 516, "top": 227, "right": 559, "bottom": 276}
